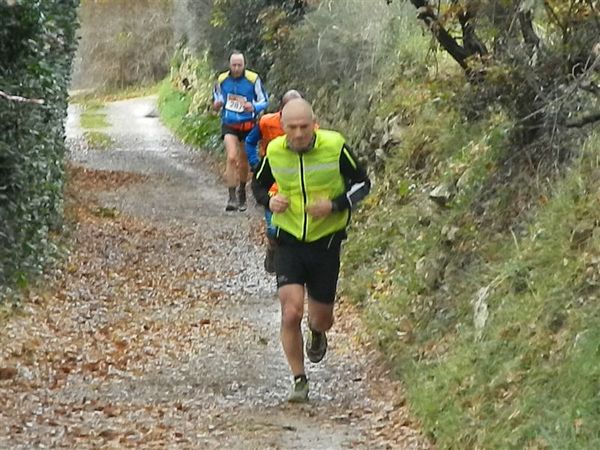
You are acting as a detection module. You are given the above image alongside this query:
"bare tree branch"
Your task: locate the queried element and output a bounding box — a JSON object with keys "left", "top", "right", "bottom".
{"left": 409, "top": 0, "right": 471, "bottom": 70}
{"left": 586, "top": 0, "right": 600, "bottom": 32}
{"left": 518, "top": 10, "right": 540, "bottom": 49}
{"left": 543, "top": 1, "right": 568, "bottom": 42}
{"left": 458, "top": 1, "right": 488, "bottom": 57}
{"left": 0, "top": 90, "right": 45, "bottom": 105}
{"left": 579, "top": 81, "right": 600, "bottom": 95}
{"left": 566, "top": 111, "right": 600, "bottom": 127}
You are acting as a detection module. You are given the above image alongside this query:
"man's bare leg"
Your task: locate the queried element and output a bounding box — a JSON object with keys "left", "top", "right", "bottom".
{"left": 279, "top": 284, "right": 306, "bottom": 377}
{"left": 238, "top": 142, "right": 249, "bottom": 184}
{"left": 237, "top": 142, "right": 249, "bottom": 210}
{"left": 279, "top": 283, "right": 310, "bottom": 402}
{"left": 307, "top": 299, "right": 334, "bottom": 332}
{"left": 224, "top": 134, "right": 240, "bottom": 210}
{"left": 224, "top": 134, "right": 240, "bottom": 186}
{"left": 305, "top": 298, "right": 333, "bottom": 363}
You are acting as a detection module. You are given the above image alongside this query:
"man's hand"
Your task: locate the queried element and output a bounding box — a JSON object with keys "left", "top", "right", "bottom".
{"left": 213, "top": 100, "right": 223, "bottom": 111}
{"left": 306, "top": 199, "right": 333, "bottom": 218}
{"left": 269, "top": 194, "right": 289, "bottom": 213}
{"left": 243, "top": 101, "right": 254, "bottom": 112}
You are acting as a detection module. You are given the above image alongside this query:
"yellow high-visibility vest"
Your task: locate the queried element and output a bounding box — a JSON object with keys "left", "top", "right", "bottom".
{"left": 266, "top": 129, "right": 350, "bottom": 242}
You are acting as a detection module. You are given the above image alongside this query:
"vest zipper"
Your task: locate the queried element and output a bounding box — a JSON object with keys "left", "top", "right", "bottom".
{"left": 299, "top": 153, "right": 308, "bottom": 241}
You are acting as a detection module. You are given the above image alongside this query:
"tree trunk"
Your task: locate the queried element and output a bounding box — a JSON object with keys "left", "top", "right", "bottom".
{"left": 409, "top": 0, "right": 471, "bottom": 71}
{"left": 458, "top": 9, "right": 488, "bottom": 57}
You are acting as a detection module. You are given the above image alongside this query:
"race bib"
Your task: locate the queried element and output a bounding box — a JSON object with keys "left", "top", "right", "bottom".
{"left": 225, "top": 94, "right": 246, "bottom": 113}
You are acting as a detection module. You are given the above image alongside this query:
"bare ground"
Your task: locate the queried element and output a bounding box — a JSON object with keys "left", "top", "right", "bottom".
{"left": 0, "top": 97, "right": 431, "bottom": 450}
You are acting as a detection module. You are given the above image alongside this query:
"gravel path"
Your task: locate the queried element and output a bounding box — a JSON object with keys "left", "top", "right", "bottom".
{"left": 0, "top": 97, "right": 429, "bottom": 449}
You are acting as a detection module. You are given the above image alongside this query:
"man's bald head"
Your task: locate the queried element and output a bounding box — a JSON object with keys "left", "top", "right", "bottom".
{"left": 229, "top": 51, "right": 245, "bottom": 77}
{"left": 280, "top": 90, "right": 302, "bottom": 108}
{"left": 281, "top": 98, "right": 314, "bottom": 123}
{"left": 282, "top": 98, "right": 316, "bottom": 153}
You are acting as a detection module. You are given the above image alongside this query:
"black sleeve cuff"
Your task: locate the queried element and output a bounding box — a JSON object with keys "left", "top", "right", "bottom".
{"left": 331, "top": 195, "right": 350, "bottom": 212}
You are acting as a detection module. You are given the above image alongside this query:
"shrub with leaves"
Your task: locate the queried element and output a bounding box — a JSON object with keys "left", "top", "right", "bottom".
{"left": 174, "top": 0, "right": 307, "bottom": 79}
{"left": 386, "top": 0, "right": 600, "bottom": 165}
{"left": 0, "top": 0, "right": 79, "bottom": 298}
{"left": 158, "top": 47, "right": 221, "bottom": 152}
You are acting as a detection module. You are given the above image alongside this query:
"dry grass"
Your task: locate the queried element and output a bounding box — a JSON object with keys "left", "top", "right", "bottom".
{"left": 72, "top": 0, "right": 174, "bottom": 91}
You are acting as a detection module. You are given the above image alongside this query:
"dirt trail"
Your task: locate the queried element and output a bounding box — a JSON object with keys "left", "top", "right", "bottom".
{"left": 0, "top": 97, "right": 429, "bottom": 449}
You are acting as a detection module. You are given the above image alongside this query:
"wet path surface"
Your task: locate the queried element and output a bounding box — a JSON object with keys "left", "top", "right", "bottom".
{"left": 0, "top": 97, "right": 429, "bottom": 449}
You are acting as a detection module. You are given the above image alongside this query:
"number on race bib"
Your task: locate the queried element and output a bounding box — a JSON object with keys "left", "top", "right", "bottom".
{"left": 225, "top": 94, "right": 246, "bottom": 113}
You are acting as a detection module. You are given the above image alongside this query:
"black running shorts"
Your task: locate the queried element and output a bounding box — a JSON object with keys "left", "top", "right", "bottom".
{"left": 275, "top": 242, "right": 341, "bottom": 304}
{"left": 221, "top": 122, "right": 253, "bottom": 140}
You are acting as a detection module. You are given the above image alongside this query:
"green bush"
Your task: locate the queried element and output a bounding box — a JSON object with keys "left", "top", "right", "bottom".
{"left": 266, "top": 0, "right": 428, "bottom": 156}
{"left": 0, "top": 0, "right": 79, "bottom": 299}
{"left": 158, "top": 68, "right": 220, "bottom": 153}
{"left": 203, "top": 0, "right": 305, "bottom": 78}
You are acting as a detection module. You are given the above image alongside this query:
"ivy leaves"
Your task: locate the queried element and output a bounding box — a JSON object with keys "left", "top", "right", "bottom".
{"left": 0, "top": 1, "right": 79, "bottom": 297}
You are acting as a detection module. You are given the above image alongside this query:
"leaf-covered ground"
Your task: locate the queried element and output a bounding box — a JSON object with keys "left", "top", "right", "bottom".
{"left": 0, "top": 97, "right": 430, "bottom": 449}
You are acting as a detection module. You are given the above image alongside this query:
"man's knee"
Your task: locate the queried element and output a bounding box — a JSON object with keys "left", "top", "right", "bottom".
{"left": 224, "top": 135, "right": 239, "bottom": 152}
{"left": 279, "top": 285, "right": 304, "bottom": 328}
{"left": 226, "top": 152, "right": 238, "bottom": 166}
{"left": 310, "top": 314, "right": 334, "bottom": 332}
{"left": 281, "top": 305, "right": 303, "bottom": 329}
{"left": 308, "top": 297, "right": 335, "bottom": 331}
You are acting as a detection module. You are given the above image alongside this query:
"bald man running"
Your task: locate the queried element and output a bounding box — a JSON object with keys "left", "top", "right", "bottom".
{"left": 252, "top": 99, "right": 371, "bottom": 402}
{"left": 245, "top": 90, "right": 316, "bottom": 273}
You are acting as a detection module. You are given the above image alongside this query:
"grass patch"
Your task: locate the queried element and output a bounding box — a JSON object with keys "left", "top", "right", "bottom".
{"left": 342, "top": 67, "right": 600, "bottom": 448}
{"left": 402, "top": 145, "right": 600, "bottom": 448}
{"left": 157, "top": 79, "right": 221, "bottom": 153}
{"left": 83, "top": 130, "right": 113, "bottom": 150}
{"left": 80, "top": 102, "right": 109, "bottom": 129}
{"left": 157, "top": 79, "right": 191, "bottom": 133}
{"left": 79, "top": 101, "right": 114, "bottom": 150}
